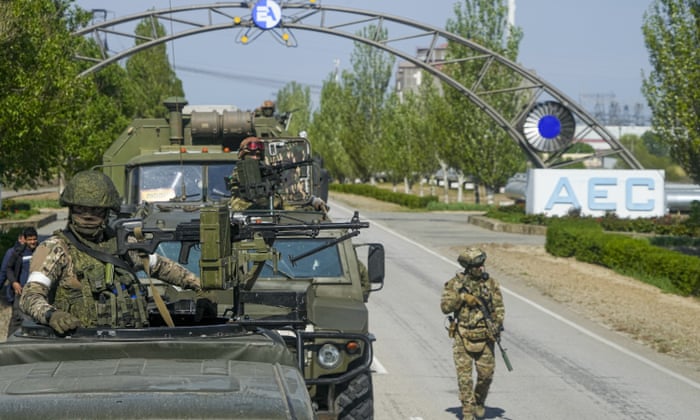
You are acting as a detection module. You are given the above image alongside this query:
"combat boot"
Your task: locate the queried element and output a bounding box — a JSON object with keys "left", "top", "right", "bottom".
{"left": 474, "top": 404, "right": 485, "bottom": 418}
{"left": 462, "top": 404, "right": 475, "bottom": 420}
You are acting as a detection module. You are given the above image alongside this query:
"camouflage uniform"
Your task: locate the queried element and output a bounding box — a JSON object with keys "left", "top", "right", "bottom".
{"left": 21, "top": 230, "right": 201, "bottom": 329}
{"left": 228, "top": 136, "right": 326, "bottom": 213}
{"left": 20, "top": 170, "right": 201, "bottom": 333}
{"left": 441, "top": 248, "right": 505, "bottom": 419}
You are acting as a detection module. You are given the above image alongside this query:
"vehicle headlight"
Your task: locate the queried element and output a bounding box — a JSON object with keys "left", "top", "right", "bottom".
{"left": 317, "top": 343, "right": 342, "bottom": 369}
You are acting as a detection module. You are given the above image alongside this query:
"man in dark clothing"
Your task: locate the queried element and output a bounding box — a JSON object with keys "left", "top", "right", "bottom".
{"left": 5, "top": 227, "right": 38, "bottom": 337}
{"left": 1, "top": 233, "right": 25, "bottom": 338}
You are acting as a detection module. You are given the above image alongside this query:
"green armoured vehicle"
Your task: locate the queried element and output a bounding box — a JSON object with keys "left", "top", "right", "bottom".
{"left": 101, "top": 97, "right": 328, "bottom": 212}
{"left": 60, "top": 98, "right": 384, "bottom": 419}
{"left": 1, "top": 323, "right": 316, "bottom": 419}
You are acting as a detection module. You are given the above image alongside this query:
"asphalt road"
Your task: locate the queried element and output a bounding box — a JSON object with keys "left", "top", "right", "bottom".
{"left": 328, "top": 200, "right": 700, "bottom": 420}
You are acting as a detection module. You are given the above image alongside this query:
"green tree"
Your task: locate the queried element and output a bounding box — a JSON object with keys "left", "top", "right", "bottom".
{"left": 619, "top": 133, "right": 687, "bottom": 181}
{"left": 342, "top": 25, "right": 396, "bottom": 181}
{"left": 309, "top": 74, "right": 354, "bottom": 182}
{"left": 126, "top": 14, "right": 184, "bottom": 118}
{"left": 380, "top": 88, "right": 440, "bottom": 193}
{"left": 642, "top": 0, "right": 700, "bottom": 183}
{"left": 0, "top": 0, "right": 91, "bottom": 189}
{"left": 276, "top": 81, "right": 312, "bottom": 136}
{"left": 441, "top": 0, "right": 527, "bottom": 203}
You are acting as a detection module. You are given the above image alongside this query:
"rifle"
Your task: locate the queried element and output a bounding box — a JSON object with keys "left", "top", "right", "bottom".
{"left": 475, "top": 295, "right": 513, "bottom": 372}
{"left": 113, "top": 218, "right": 200, "bottom": 265}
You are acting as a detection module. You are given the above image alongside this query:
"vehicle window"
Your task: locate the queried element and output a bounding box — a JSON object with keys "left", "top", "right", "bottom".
{"left": 207, "top": 164, "right": 234, "bottom": 199}
{"left": 138, "top": 165, "right": 203, "bottom": 202}
{"left": 154, "top": 241, "right": 201, "bottom": 274}
{"left": 150, "top": 238, "right": 344, "bottom": 281}
{"left": 257, "top": 238, "right": 343, "bottom": 279}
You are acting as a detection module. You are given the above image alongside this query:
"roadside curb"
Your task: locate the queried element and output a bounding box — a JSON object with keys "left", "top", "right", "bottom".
{"left": 467, "top": 215, "right": 547, "bottom": 236}
{"left": 0, "top": 211, "right": 57, "bottom": 233}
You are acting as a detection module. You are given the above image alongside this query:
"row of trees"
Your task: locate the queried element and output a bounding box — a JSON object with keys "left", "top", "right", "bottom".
{"left": 0, "top": 0, "right": 181, "bottom": 190}
{"left": 1, "top": 0, "right": 699, "bottom": 196}
{"left": 280, "top": 1, "right": 528, "bottom": 202}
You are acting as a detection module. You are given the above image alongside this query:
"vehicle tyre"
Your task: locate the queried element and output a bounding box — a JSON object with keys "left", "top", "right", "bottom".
{"left": 335, "top": 372, "right": 373, "bottom": 420}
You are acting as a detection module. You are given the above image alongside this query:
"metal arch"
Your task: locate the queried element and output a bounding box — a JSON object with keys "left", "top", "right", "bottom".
{"left": 73, "top": 2, "right": 642, "bottom": 169}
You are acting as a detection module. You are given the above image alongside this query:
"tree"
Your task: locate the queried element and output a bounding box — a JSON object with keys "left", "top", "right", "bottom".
{"left": 308, "top": 74, "right": 355, "bottom": 182}
{"left": 310, "top": 25, "right": 395, "bottom": 183}
{"left": 440, "top": 0, "right": 527, "bottom": 203}
{"left": 126, "top": 14, "right": 184, "bottom": 118}
{"left": 642, "top": 0, "right": 700, "bottom": 183}
{"left": 0, "top": 0, "right": 92, "bottom": 189}
{"left": 619, "top": 133, "right": 687, "bottom": 181}
{"left": 342, "top": 25, "right": 396, "bottom": 181}
{"left": 276, "top": 81, "right": 312, "bottom": 136}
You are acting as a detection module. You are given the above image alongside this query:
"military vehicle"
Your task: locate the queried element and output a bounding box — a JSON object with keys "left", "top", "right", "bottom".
{"left": 101, "top": 97, "right": 328, "bottom": 212}
{"left": 0, "top": 323, "right": 316, "bottom": 419}
{"left": 0, "top": 99, "right": 386, "bottom": 419}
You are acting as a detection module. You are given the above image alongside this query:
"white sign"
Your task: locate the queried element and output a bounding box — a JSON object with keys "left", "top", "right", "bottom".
{"left": 526, "top": 169, "right": 666, "bottom": 218}
{"left": 252, "top": 0, "right": 282, "bottom": 30}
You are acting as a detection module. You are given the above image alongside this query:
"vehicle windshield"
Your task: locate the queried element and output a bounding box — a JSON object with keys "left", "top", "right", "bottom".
{"left": 133, "top": 163, "right": 233, "bottom": 203}
{"left": 151, "top": 238, "right": 344, "bottom": 281}
{"left": 257, "top": 238, "right": 344, "bottom": 279}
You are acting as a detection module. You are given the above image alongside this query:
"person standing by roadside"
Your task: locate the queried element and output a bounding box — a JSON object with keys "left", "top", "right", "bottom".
{"left": 0, "top": 232, "right": 25, "bottom": 338}
{"left": 441, "top": 247, "right": 505, "bottom": 419}
{"left": 5, "top": 227, "right": 38, "bottom": 338}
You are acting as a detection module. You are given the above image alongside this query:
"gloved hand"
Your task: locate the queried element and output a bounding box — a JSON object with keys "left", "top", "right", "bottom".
{"left": 48, "top": 310, "right": 82, "bottom": 334}
{"left": 460, "top": 293, "right": 479, "bottom": 307}
{"left": 310, "top": 196, "right": 327, "bottom": 211}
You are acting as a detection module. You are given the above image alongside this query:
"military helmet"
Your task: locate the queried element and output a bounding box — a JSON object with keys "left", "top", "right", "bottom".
{"left": 458, "top": 247, "right": 486, "bottom": 269}
{"left": 60, "top": 170, "right": 121, "bottom": 212}
{"left": 238, "top": 136, "right": 264, "bottom": 158}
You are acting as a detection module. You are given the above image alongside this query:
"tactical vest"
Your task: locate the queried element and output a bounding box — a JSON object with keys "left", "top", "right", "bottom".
{"left": 456, "top": 272, "right": 496, "bottom": 340}
{"left": 54, "top": 232, "right": 149, "bottom": 328}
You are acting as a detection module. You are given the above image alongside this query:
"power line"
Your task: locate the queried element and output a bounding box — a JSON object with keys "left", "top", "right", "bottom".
{"left": 175, "top": 65, "right": 323, "bottom": 94}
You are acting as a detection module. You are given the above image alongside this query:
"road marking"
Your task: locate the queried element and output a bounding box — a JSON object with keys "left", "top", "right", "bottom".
{"left": 371, "top": 356, "right": 388, "bottom": 374}
{"left": 331, "top": 200, "right": 700, "bottom": 392}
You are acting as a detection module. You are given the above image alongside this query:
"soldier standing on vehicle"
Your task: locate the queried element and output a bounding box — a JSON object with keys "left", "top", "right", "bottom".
{"left": 20, "top": 170, "right": 202, "bottom": 335}
{"left": 441, "top": 247, "right": 505, "bottom": 419}
{"left": 228, "top": 136, "right": 327, "bottom": 212}
{"left": 228, "top": 136, "right": 283, "bottom": 211}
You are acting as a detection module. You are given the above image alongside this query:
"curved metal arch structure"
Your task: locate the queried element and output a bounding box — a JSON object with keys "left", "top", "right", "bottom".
{"left": 73, "top": 1, "right": 642, "bottom": 169}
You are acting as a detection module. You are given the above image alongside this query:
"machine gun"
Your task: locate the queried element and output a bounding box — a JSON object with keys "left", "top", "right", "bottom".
{"left": 112, "top": 206, "right": 369, "bottom": 293}
{"left": 231, "top": 158, "right": 315, "bottom": 204}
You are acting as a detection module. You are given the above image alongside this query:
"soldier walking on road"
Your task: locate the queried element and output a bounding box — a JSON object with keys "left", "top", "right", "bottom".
{"left": 441, "top": 248, "right": 505, "bottom": 419}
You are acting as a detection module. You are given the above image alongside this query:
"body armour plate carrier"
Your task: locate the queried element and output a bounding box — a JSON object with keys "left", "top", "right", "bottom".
{"left": 54, "top": 232, "right": 149, "bottom": 328}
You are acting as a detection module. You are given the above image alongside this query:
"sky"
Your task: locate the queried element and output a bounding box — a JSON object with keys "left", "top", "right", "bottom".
{"left": 74, "top": 0, "right": 655, "bottom": 118}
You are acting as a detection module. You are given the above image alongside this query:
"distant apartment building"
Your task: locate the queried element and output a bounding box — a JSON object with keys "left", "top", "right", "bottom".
{"left": 394, "top": 45, "right": 447, "bottom": 98}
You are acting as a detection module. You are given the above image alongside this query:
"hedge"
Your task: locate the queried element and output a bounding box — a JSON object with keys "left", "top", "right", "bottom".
{"left": 546, "top": 222, "right": 700, "bottom": 296}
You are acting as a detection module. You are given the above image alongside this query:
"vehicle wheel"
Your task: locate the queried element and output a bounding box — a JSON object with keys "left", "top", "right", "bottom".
{"left": 335, "top": 372, "right": 373, "bottom": 420}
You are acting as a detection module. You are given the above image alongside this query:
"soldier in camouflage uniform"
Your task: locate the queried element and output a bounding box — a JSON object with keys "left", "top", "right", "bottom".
{"left": 20, "top": 170, "right": 202, "bottom": 335}
{"left": 229, "top": 136, "right": 284, "bottom": 211}
{"left": 229, "top": 136, "right": 326, "bottom": 212}
{"left": 441, "top": 248, "right": 505, "bottom": 419}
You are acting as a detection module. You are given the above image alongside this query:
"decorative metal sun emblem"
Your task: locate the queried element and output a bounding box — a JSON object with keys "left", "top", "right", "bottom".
{"left": 522, "top": 101, "right": 576, "bottom": 153}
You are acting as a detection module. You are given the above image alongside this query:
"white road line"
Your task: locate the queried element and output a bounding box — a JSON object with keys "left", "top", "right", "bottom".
{"left": 371, "top": 356, "right": 388, "bottom": 374}
{"left": 331, "top": 200, "right": 700, "bottom": 391}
